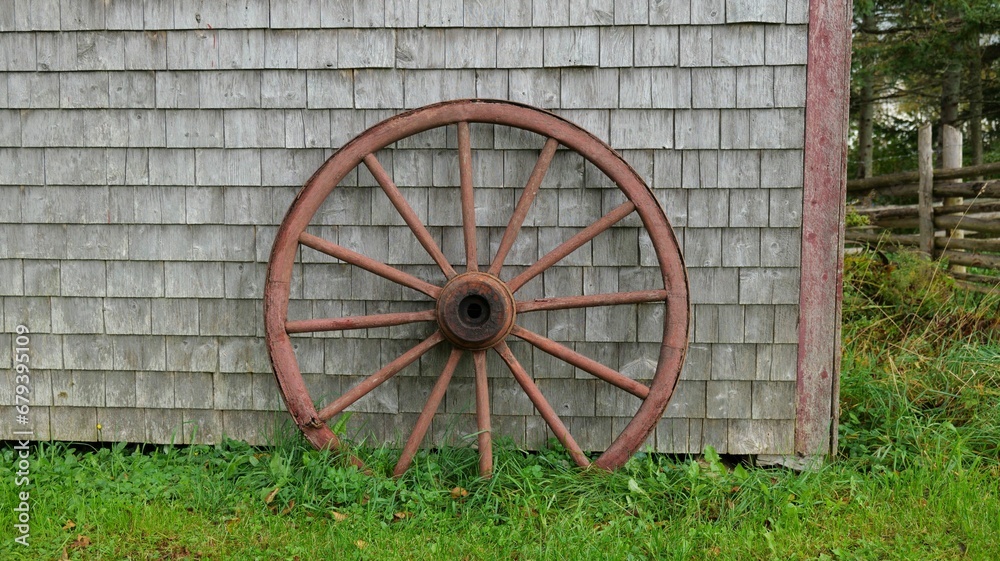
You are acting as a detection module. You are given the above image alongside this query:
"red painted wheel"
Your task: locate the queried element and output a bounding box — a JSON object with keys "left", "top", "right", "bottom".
{"left": 264, "top": 99, "right": 689, "bottom": 475}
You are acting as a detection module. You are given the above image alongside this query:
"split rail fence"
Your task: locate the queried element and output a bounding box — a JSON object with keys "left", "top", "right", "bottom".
{"left": 845, "top": 124, "right": 1000, "bottom": 289}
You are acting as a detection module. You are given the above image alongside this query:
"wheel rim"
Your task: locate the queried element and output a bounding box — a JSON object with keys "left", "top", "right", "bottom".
{"left": 264, "top": 99, "right": 690, "bottom": 475}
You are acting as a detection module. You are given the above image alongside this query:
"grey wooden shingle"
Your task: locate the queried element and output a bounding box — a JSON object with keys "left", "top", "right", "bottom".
{"left": 727, "top": 0, "right": 787, "bottom": 23}
{"left": 59, "top": 261, "right": 106, "bottom": 297}
{"left": 751, "top": 381, "right": 796, "bottom": 419}
{"left": 195, "top": 149, "right": 261, "bottom": 186}
{"left": 711, "top": 343, "right": 757, "bottom": 380}
{"left": 105, "top": 371, "right": 137, "bottom": 408}
{"left": 718, "top": 149, "right": 760, "bottom": 188}
{"left": 0, "top": 32, "right": 36, "bottom": 72}
{"left": 104, "top": 298, "right": 153, "bottom": 334}
{"left": 686, "top": 188, "right": 728, "bottom": 227}
{"left": 728, "top": 419, "right": 793, "bottom": 454}
{"left": 417, "top": 0, "right": 464, "bottom": 27}
{"left": 63, "top": 333, "right": 114, "bottom": 369}
{"left": 219, "top": 337, "right": 271, "bottom": 374}
{"left": 749, "top": 108, "right": 804, "bottom": 149}
{"left": 679, "top": 26, "right": 713, "bottom": 67}
{"left": 338, "top": 29, "right": 395, "bottom": 68}
{"left": 355, "top": 69, "right": 404, "bottom": 108}
{"left": 3, "top": 296, "right": 52, "bottom": 337}
{"left": 773, "top": 305, "right": 798, "bottom": 344}
{"left": 739, "top": 268, "right": 799, "bottom": 304}
{"left": 744, "top": 305, "right": 775, "bottom": 343}
{"left": 769, "top": 343, "right": 797, "bottom": 381}
{"left": 14, "top": 0, "right": 61, "bottom": 30}
{"left": 110, "top": 73, "right": 157, "bottom": 109}
{"left": 765, "top": 25, "right": 808, "bottom": 65}
{"left": 199, "top": 71, "right": 261, "bottom": 108}
{"left": 620, "top": 68, "right": 652, "bottom": 108}
{"left": 533, "top": 0, "right": 570, "bottom": 26}
{"left": 60, "top": 0, "right": 105, "bottom": 30}
{"left": 462, "top": 0, "right": 503, "bottom": 26}
{"left": 445, "top": 28, "right": 497, "bottom": 68}
{"left": 737, "top": 66, "right": 775, "bottom": 108}
{"left": 60, "top": 72, "right": 110, "bottom": 108}
{"left": 50, "top": 407, "right": 99, "bottom": 442}
{"left": 166, "top": 30, "right": 220, "bottom": 70}
{"left": 228, "top": 0, "right": 271, "bottom": 28}
{"left": 650, "top": 67, "right": 691, "bottom": 108}
{"left": 24, "top": 260, "right": 60, "bottom": 296}
{"left": 687, "top": 267, "right": 738, "bottom": 304}
{"left": 712, "top": 24, "right": 765, "bottom": 66}
{"left": 219, "top": 30, "right": 266, "bottom": 69}
{"left": 610, "top": 110, "right": 673, "bottom": 149}
{"left": 760, "top": 227, "right": 800, "bottom": 267}
{"left": 264, "top": 30, "right": 297, "bottom": 68}
{"left": 8, "top": 73, "right": 60, "bottom": 108}
{"left": 729, "top": 188, "right": 769, "bottom": 227}
{"left": 297, "top": 29, "right": 338, "bottom": 69}
{"left": 722, "top": 228, "right": 761, "bottom": 267}
{"left": 504, "top": 0, "right": 533, "bottom": 26}
{"left": 155, "top": 71, "right": 200, "bottom": 108}
{"left": 224, "top": 109, "right": 285, "bottom": 148}
{"left": 404, "top": 69, "right": 476, "bottom": 108}
{"left": 786, "top": 0, "right": 809, "bottom": 24}
{"left": 692, "top": 0, "right": 726, "bottom": 24}
{"left": 569, "top": 0, "right": 613, "bottom": 26}
{"left": 650, "top": 0, "right": 690, "bottom": 24}
{"left": 125, "top": 32, "right": 168, "bottom": 70}
{"left": 396, "top": 29, "right": 445, "bottom": 68}
{"left": 562, "top": 68, "right": 619, "bottom": 108}
{"left": 773, "top": 65, "right": 807, "bottom": 107}
{"left": 768, "top": 188, "right": 802, "bottom": 227}
{"left": 707, "top": 380, "right": 751, "bottom": 418}
{"left": 691, "top": 67, "right": 736, "bottom": 108}
{"left": 164, "top": 111, "right": 221, "bottom": 150}
{"left": 675, "top": 110, "right": 720, "bottom": 149}
{"left": 634, "top": 26, "right": 679, "bottom": 67}
{"left": 509, "top": 68, "right": 560, "bottom": 107}
{"left": 497, "top": 28, "right": 542, "bottom": 68}
{"left": 600, "top": 26, "right": 633, "bottom": 67}
{"left": 543, "top": 27, "right": 599, "bottom": 66}
{"left": 113, "top": 335, "right": 166, "bottom": 370}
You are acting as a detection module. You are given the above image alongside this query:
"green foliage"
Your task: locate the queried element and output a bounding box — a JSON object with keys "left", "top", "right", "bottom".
{"left": 850, "top": 0, "right": 1000, "bottom": 175}
{"left": 840, "top": 249, "right": 1000, "bottom": 471}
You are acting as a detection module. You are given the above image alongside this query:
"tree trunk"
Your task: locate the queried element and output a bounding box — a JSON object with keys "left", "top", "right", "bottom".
{"left": 858, "top": 75, "right": 875, "bottom": 179}
{"left": 970, "top": 43, "right": 984, "bottom": 169}
{"left": 940, "top": 63, "right": 961, "bottom": 166}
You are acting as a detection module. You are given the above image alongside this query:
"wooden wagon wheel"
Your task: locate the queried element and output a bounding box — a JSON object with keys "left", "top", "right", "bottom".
{"left": 264, "top": 99, "right": 689, "bottom": 476}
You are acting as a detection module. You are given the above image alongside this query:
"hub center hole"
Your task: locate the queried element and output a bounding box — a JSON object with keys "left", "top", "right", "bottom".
{"left": 459, "top": 295, "right": 490, "bottom": 326}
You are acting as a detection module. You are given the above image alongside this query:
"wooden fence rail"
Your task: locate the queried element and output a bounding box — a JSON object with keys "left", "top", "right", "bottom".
{"left": 845, "top": 124, "right": 1000, "bottom": 290}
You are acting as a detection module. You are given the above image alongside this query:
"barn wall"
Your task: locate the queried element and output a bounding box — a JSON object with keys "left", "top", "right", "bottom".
{"left": 0, "top": 0, "right": 816, "bottom": 456}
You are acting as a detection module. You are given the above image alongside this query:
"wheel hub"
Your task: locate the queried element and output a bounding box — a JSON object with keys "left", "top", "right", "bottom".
{"left": 436, "top": 272, "right": 516, "bottom": 350}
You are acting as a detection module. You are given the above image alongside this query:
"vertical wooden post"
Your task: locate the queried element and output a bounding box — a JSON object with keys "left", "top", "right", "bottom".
{"left": 918, "top": 124, "right": 935, "bottom": 256}
{"left": 942, "top": 125, "right": 965, "bottom": 273}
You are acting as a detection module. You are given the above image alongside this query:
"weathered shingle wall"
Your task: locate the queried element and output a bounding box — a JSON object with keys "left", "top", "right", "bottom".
{"left": 0, "top": 0, "right": 808, "bottom": 456}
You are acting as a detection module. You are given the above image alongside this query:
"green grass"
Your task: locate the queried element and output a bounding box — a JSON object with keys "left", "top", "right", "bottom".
{"left": 2, "top": 249, "right": 999, "bottom": 560}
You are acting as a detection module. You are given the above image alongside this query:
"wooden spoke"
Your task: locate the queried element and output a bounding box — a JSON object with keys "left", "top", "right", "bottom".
{"left": 299, "top": 232, "right": 441, "bottom": 299}
{"left": 507, "top": 201, "right": 636, "bottom": 292}
{"left": 516, "top": 289, "right": 668, "bottom": 313}
{"left": 317, "top": 331, "right": 444, "bottom": 422}
{"left": 285, "top": 309, "right": 436, "bottom": 334}
{"left": 458, "top": 121, "right": 478, "bottom": 272}
{"left": 511, "top": 326, "right": 650, "bottom": 400}
{"left": 473, "top": 350, "right": 493, "bottom": 477}
{"left": 488, "top": 137, "right": 560, "bottom": 276}
{"left": 493, "top": 342, "right": 591, "bottom": 468}
{"left": 363, "top": 153, "right": 457, "bottom": 279}
{"left": 393, "top": 348, "right": 463, "bottom": 477}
